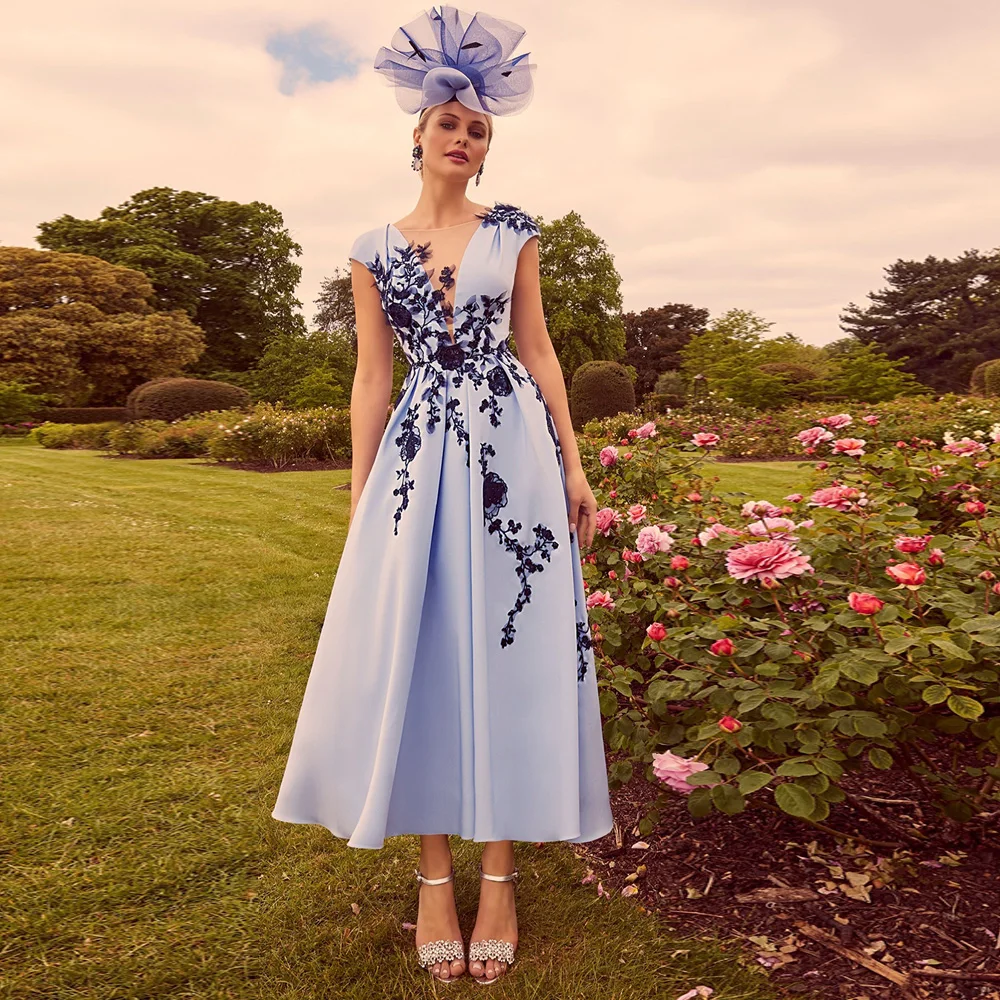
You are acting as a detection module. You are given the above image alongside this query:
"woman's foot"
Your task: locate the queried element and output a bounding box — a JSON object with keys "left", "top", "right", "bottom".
{"left": 414, "top": 869, "right": 466, "bottom": 982}
{"left": 468, "top": 862, "right": 518, "bottom": 983}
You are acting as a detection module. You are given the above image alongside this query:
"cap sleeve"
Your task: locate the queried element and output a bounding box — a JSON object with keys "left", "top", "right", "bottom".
{"left": 515, "top": 210, "right": 540, "bottom": 259}
{"left": 349, "top": 228, "right": 373, "bottom": 266}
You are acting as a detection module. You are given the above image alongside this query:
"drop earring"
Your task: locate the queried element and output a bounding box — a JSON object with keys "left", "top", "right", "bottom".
{"left": 475, "top": 160, "right": 484, "bottom": 186}
{"left": 411, "top": 144, "right": 423, "bottom": 172}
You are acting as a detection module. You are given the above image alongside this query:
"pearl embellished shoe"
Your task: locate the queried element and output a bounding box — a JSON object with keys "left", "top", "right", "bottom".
{"left": 413, "top": 867, "right": 466, "bottom": 983}
{"left": 468, "top": 863, "right": 519, "bottom": 985}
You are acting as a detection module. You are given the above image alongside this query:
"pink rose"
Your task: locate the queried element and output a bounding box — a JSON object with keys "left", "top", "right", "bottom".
{"left": 784, "top": 493, "right": 804, "bottom": 503}
{"left": 595, "top": 506, "right": 622, "bottom": 536}
{"left": 885, "top": 563, "right": 926, "bottom": 589}
{"left": 862, "top": 414, "right": 880, "bottom": 426}
{"left": 663, "top": 576, "right": 682, "bottom": 588}
{"left": 686, "top": 492, "right": 702, "bottom": 502}
{"left": 848, "top": 592, "right": 884, "bottom": 615}
{"left": 894, "top": 534, "right": 931, "bottom": 554}
{"left": 726, "top": 539, "right": 814, "bottom": 582}
{"left": 651, "top": 750, "right": 716, "bottom": 795}
{"left": 746, "top": 517, "right": 801, "bottom": 540}
{"left": 819, "top": 413, "right": 853, "bottom": 429}
{"left": 795, "top": 426, "right": 834, "bottom": 448}
{"left": 633, "top": 420, "right": 657, "bottom": 439}
{"left": 691, "top": 432, "right": 720, "bottom": 448}
{"left": 627, "top": 503, "right": 647, "bottom": 524}
{"left": 832, "top": 437, "right": 866, "bottom": 457}
{"left": 741, "top": 499, "right": 782, "bottom": 519}
{"left": 646, "top": 621, "right": 667, "bottom": 641}
{"left": 586, "top": 589, "right": 616, "bottom": 609}
{"left": 943, "top": 438, "right": 987, "bottom": 457}
{"left": 928, "top": 548, "right": 946, "bottom": 566}
{"left": 636, "top": 524, "right": 674, "bottom": 557}
{"left": 607, "top": 569, "right": 617, "bottom": 580}
{"left": 599, "top": 445, "right": 618, "bottom": 467}
{"left": 670, "top": 555, "right": 690, "bottom": 571}
{"left": 718, "top": 716, "right": 742, "bottom": 733}
{"left": 697, "top": 522, "right": 743, "bottom": 547}
{"left": 963, "top": 500, "right": 987, "bottom": 515}
{"left": 710, "top": 637, "right": 736, "bottom": 656}
{"left": 809, "top": 486, "right": 865, "bottom": 511}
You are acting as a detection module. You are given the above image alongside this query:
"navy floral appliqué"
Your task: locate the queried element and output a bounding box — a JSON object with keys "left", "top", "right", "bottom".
{"left": 479, "top": 442, "right": 559, "bottom": 648}
{"left": 574, "top": 597, "right": 593, "bottom": 682}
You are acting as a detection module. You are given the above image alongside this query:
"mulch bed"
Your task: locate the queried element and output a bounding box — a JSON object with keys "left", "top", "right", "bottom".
{"left": 572, "top": 747, "right": 1000, "bottom": 1000}
{"left": 102, "top": 455, "right": 354, "bottom": 474}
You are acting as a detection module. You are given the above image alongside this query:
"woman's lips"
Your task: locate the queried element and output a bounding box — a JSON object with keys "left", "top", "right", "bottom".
{"left": 446, "top": 152, "right": 467, "bottom": 162}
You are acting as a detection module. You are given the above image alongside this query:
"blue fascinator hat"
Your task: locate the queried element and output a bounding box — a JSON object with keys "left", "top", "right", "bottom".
{"left": 373, "top": 5, "right": 536, "bottom": 116}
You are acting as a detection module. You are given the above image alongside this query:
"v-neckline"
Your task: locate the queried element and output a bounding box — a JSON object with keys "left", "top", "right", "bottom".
{"left": 388, "top": 209, "right": 492, "bottom": 346}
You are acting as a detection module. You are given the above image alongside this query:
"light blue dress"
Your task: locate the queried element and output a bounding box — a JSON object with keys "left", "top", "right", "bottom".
{"left": 271, "top": 202, "right": 613, "bottom": 849}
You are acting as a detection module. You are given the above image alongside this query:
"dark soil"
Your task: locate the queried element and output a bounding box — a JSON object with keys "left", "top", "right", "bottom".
{"left": 571, "top": 747, "right": 1000, "bottom": 1000}
{"left": 102, "top": 455, "right": 354, "bottom": 474}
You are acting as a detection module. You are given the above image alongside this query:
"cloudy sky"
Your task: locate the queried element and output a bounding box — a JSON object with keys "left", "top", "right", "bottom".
{"left": 4, "top": 1, "right": 999, "bottom": 345}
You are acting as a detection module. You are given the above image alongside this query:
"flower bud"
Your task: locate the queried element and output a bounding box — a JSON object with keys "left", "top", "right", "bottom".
{"left": 670, "top": 555, "right": 690, "bottom": 571}
{"left": 645, "top": 621, "right": 667, "bottom": 641}
{"left": 718, "top": 715, "right": 742, "bottom": 733}
{"left": 710, "top": 637, "right": 736, "bottom": 656}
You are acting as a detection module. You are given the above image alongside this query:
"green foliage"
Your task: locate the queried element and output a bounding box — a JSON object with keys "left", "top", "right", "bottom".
{"left": 569, "top": 361, "right": 635, "bottom": 428}
{"left": 33, "top": 406, "right": 127, "bottom": 424}
{"left": 650, "top": 370, "right": 687, "bottom": 410}
{"left": 818, "top": 343, "right": 929, "bottom": 403}
{"left": 840, "top": 248, "right": 1000, "bottom": 393}
{"left": 0, "top": 247, "right": 205, "bottom": 406}
{"left": 31, "top": 422, "right": 121, "bottom": 449}
{"left": 970, "top": 358, "right": 1000, "bottom": 394}
{"left": 577, "top": 419, "right": 1000, "bottom": 828}
{"left": 36, "top": 186, "right": 306, "bottom": 372}
{"left": 623, "top": 303, "right": 708, "bottom": 402}
{"left": 984, "top": 361, "right": 1000, "bottom": 398}
{"left": 127, "top": 377, "right": 250, "bottom": 422}
{"left": 0, "top": 381, "right": 48, "bottom": 423}
{"left": 533, "top": 210, "right": 626, "bottom": 386}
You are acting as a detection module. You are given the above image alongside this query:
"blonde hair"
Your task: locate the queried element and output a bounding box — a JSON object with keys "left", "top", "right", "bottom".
{"left": 415, "top": 103, "right": 493, "bottom": 173}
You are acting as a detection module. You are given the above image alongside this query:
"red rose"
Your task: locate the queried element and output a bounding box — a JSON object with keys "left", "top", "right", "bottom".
{"left": 886, "top": 563, "right": 926, "bottom": 589}
{"left": 848, "top": 591, "right": 884, "bottom": 615}
{"left": 670, "top": 555, "right": 689, "bottom": 571}
{"left": 718, "top": 715, "right": 742, "bottom": 733}
{"left": 710, "top": 637, "right": 736, "bottom": 656}
{"left": 646, "top": 621, "right": 667, "bottom": 641}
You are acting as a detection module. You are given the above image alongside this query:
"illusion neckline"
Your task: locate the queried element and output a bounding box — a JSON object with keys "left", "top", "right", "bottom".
{"left": 390, "top": 204, "right": 495, "bottom": 232}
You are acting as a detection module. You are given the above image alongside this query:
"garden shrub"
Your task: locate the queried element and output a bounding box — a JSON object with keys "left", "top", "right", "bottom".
{"left": 578, "top": 416, "right": 1000, "bottom": 834}
{"left": 970, "top": 358, "right": 1000, "bottom": 395}
{"left": 570, "top": 361, "right": 635, "bottom": 429}
{"left": 33, "top": 407, "right": 127, "bottom": 424}
{"left": 985, "top": 363, "right": 1000, "bottom": 399}
{"left": 105, "top": 421, "right": 170, "bottom": 455}
{"left": 31, "top": 422, "right": 121, "bottom": 449}
{"left": 127, "top": 377, "right": 250, "bottom": 422}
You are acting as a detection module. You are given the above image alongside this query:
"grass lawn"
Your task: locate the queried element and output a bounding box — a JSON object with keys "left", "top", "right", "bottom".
{"left": 2, "top": 439, "right": 798, "bottom": 999}
{"left": 706, "top": 460, "right": 812, "bottom": 502}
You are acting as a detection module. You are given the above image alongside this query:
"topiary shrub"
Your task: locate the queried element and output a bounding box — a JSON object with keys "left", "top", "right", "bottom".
{"left": 970, "top": 359, "right": 1000, "bottom": 395}
{"left": 983, "top": 362, "right": 1000, "bottom": 398}
{"left": 569, "top": 361, "right": 635, "bottom": 429}
{"left": 757, "top": 361, "right": 822, "bottom": 384}
{"left": 127, "top": 378, "right": 251, "bottom": 422}
{"left": 124, "top": 377, "right": 177, "bottom": 420}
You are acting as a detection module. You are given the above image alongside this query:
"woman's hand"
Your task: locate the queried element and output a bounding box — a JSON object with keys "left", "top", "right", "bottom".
{"left": 564, "top": 465, "right": 597, "bottom": 550}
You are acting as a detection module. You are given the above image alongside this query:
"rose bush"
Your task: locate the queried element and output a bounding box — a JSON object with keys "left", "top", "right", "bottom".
{"left": 588, "top": 394, "right": 1000, "bottom": 460}
{"left": 580, "top": 419, "right": 1000, "bottom": 836}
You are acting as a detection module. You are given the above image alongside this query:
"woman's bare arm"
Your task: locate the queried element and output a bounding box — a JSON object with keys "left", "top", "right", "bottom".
{"left": 348, "top": 258, "right": 395, "bottom": 527}
{"left": 508, "top": 235, "right": 596, "bottom": 549}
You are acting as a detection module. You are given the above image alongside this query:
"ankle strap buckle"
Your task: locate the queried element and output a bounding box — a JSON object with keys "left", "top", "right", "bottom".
{"left": 479, "top": 864, "right": 519, "bottom": 882}
{"left": 414, "top": 867, "right": 455, "bottom": 885}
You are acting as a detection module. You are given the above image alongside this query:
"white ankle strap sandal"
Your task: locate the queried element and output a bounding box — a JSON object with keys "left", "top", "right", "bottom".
{"left": 468, "top": 863, "right": 519, "bottom": 984}
{"left": 413, "top": 868, "right": 465, "bottom": 982}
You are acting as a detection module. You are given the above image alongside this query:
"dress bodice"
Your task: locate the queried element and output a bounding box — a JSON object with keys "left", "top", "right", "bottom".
{"left": 349, "top": 202, "right": 541, "bottom": 369}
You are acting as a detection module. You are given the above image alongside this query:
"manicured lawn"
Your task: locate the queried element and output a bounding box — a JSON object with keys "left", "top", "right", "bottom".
{"left": 2, "top": 439, "right": 792, "bottom": 999}
{"left": 707, "top": 460, "right": 812, "bottom": 501}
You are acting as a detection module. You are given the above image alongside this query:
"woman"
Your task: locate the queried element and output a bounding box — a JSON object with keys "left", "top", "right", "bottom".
{"left": 271, "top": 5, "right": 614, "bottom": 985}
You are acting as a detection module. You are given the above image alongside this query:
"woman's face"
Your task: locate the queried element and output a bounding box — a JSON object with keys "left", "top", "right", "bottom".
{"left": 417, "top": 100, "right": 489, "bottom": 181}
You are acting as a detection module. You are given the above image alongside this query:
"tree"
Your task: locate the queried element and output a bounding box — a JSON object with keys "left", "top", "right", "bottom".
{"left": 819, "top": 342, "right": 929, "bottom": 403}
{"left": 840, "top": 248, "right": 1000, "bottom": 393}
{"left": 0, "top": 248, "right": 205, "bottom": 405}
{"left": 36, "top": 187, "right": 306, "bottom": 373}
{"left": 531, "top": 210, "right": 625, "bottom": 386}
{"left": 623, "top": 303, "right": 708, "bottom": 402}
{"left": 313, "top": 266, "right": 355, "bottom": 340}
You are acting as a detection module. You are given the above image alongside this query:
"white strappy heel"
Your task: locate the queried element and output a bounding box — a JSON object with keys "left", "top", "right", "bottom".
{"left": 413, "top": 867, "right": 466, "bottom": 983}
{"left": 468, "top": 863, "right": 519, "bottom": 985}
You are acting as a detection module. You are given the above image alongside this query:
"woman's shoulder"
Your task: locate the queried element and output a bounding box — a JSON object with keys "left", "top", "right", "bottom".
{"left": 348, "top": 224, "right": 389, "bottom": 265}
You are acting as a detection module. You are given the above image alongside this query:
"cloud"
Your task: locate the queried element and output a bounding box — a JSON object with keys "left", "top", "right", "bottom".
{"left": 265, "top": 23, "right": 361, "bottom": 96}
{"left": 2, "top": 1, "right": 999, "bottom": 350}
